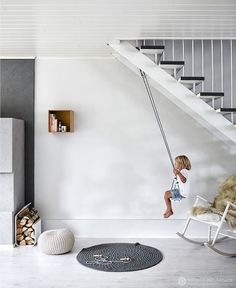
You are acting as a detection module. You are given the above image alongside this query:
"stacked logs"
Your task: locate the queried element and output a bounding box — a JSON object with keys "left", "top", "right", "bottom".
{"left": 16, "top": 207, "right": 39, "bottom": 246}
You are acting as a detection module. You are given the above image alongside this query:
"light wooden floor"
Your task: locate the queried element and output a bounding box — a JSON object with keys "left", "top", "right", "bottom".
{"left": 0, "top": 238, "right": 235, "bottom": 288}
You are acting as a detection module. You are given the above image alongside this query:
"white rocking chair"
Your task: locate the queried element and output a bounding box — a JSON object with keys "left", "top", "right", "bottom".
{"left": 177, "top": 195, "right": 236, "bottom": 257}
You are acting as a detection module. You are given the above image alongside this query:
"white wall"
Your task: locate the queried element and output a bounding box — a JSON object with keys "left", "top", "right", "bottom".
{"left": 35, "top": 58, "right": 236, "bottom": 237}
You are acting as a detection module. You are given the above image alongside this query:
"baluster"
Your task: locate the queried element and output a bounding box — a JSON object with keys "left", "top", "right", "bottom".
{"left": 192, "top": 40, "right": 194, "bottom": 76}
{"left": 192, "top": 40, "right": 195, "bottom": 92}
{"left": 182, "top": 40, "right": 185, "bottom": 76}
{"left": 163, "top": 40, "right": 165, "bottom": 61}
{"left": 230, "top": 40, "right": 233, "bottom": 123}
{"left": 211, "top": 40, "right": 215, "bottom": 109}
{"left": 220, "top": 40, "right": 224, "bottom": 108}
{"left": 153, "top": 39, "right": 157, "bottom": 63}
{"left": 172, "top": 40, "right": 175, "bottom": 60}
{"left": 201, "top": 40, "right": 204, "bottom": 91}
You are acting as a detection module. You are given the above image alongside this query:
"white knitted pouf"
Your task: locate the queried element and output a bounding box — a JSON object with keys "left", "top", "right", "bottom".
{"left": 38, "top": 229, "right": 75, "bottom": 255}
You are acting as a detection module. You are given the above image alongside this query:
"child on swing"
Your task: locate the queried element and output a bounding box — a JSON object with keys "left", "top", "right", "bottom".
{"left": 163, "top": 155, "right": 191, "bottom": 218}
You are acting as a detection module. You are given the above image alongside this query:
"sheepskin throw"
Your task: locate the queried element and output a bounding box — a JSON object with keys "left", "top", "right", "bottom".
{"left": 192, "top": 176, "right": 236, "bottom": 229}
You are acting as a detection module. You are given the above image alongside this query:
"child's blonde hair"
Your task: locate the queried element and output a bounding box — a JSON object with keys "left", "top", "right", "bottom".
{"left": 175, "top": 155, "right": 191, "bottom": 170}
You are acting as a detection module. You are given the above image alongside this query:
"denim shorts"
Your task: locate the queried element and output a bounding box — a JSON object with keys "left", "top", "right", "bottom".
{"left": 171, "top": 189, "right": 185, "bottom": 201}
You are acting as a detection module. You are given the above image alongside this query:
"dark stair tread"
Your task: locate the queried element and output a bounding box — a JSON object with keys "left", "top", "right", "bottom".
{"left": 199, "top": 92, "right": 224, "bottom": 97}
{"left": 140, "top": 45, "right": 165, "bottom": 50}
{"left": 218, "top": 108, "right": 236, "bottom": 112}
{"left": 180, "top": 76, "right": 205, "bottom": 81}
{"left": 160, "top": 60, "right": 184, "bottom": 65}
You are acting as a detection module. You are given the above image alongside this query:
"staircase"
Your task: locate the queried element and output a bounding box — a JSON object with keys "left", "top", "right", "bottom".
{"left": 109, "top": 40, "right": 236, "bottom": 145}
{"left": 137, "top": 42, "right": 235, "bottom": 125}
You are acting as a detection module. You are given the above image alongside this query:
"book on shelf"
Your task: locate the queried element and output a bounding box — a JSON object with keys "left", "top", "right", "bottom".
{"left": 49, "top": 113, "right": 58, "bottom": 132}
{"left": 54, "top": 118, "right": 58, "bottom": 132}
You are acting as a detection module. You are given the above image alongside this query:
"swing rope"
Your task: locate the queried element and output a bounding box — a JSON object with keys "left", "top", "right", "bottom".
{"left": 140, "top": 69, "right": 175, "bottom": 169}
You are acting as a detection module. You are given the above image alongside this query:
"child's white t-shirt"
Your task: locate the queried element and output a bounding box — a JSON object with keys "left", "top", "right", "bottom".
{"left": 177, "top": 169, "right": 190, "bottom": 197}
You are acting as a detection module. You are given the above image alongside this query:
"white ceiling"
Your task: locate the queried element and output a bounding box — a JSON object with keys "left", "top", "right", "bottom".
{"left": 1, "top": 0, "right": 236, "bottom": 57}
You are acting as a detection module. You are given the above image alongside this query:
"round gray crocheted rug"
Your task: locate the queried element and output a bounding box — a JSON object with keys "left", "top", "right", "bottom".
{"left": 77, "top": 242, "right": 163, "bottom": 272}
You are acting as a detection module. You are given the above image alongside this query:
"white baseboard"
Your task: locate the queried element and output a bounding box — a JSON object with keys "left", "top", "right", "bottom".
{"left": 42, "top": 219, "right": 209, "bottom": 238}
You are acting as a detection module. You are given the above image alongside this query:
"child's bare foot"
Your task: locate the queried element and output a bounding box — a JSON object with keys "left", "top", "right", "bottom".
{"left": 164, "top": 210, "right": 173, "bottom": 218}
{"left": 163, "top": 211, "right": 168, "bottom": 217}
{"left": 163, "top": 210, "right": 171, "bottom": 216}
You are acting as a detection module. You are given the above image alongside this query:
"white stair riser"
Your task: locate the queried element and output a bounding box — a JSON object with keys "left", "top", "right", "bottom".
{"left": 160, "top": 65, "right": 183, "bottom": 70}
{"left": 160, "top": 68, "right": 175, "bottom": 76}
{"left": 216, "top": 109, "right": 236, "bottom": 115}
{"left": 140, "top": 49, "right": 163, "bottom": 55}
{"left": 198, "top": 96, "right": 223, "bottom": 100}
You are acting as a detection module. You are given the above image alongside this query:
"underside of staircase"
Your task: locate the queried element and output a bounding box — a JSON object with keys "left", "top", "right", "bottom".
{"left": 109, "top": 40, "right": 236, "bottom": 147}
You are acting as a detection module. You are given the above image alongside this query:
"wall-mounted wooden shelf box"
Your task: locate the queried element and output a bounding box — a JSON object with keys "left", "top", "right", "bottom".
{"left": 48, "top": 110, "right": 74, "bottom": 133}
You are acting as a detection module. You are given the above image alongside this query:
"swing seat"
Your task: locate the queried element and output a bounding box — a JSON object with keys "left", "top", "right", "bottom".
{"left": 170, "top": 187, "right": 186, "bottom": 202}
{"left": 177, "top": 195, "right": 236, "bottom": 256}
{"left": 170, "top": 196, "right": 186, "bottom": 202}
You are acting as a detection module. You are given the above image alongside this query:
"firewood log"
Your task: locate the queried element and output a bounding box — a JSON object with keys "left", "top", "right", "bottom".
{"left": 25, "top": 236, "right": 33, "bottom": 241}
{"left": 22, "top": 226, "right": 27, "bottom": 232}
{"left": 19, "top": 240, "right": 26, "bottom": 245}
{"left": 30, "top": 208, "right": 38, "bottom": 215}
{"left": 20, "top": 219, "right": 27, "bottom": 226}
{"left": 18, "top": 208, "right": 30, "bottom": 219}
{"left": 16, "top": 235, "right": 24, "bottom": 241}
{"left": 17, "top": 228, "right": 22, "bottom": 234}
{"left": 26, "top": 240, "right": 34, "bottom": 245}
{"left": 31, "top": 214, "right": 39, "bottom": 222}
{"left": 24, "top": 230, "right": 32, "bottom": 237}
{"left": 25, "top": 219, "right": 34, "bottom": 227}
